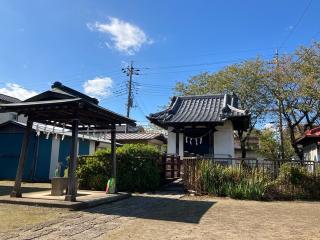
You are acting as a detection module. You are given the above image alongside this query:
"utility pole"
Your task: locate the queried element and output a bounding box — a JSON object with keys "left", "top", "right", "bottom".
{"left": 275, "top": 49, "right": 285, "bottom": 160}
{"left": 122, "top": 61, "right": 139, "bottom": 131}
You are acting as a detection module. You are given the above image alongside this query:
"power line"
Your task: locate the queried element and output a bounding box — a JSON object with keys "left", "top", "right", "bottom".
{"left": 122, "top": 61, "right": 140, "bottom": 119}
{"left": 279, "top": 0, "right": 313, "bottom": 49}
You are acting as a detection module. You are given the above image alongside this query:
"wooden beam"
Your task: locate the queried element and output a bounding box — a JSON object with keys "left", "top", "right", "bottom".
{"left": 65, "top": 119, "right": 79, "bottom": 202}
{"left": 10, "top": 119, "right": 33, "bottom": 198}
{"left": 208, "top": 129, "right": 214, "bottom": 156}
{"left": 110, "top": 123, "right": 117, "bottom": 193}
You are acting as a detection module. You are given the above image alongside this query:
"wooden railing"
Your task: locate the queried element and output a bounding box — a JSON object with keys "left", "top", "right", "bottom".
{"left": 159, "top": 154, "right": 182, "bottom": 180}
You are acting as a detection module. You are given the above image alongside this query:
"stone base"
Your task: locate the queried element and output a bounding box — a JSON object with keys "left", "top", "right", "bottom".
{"left": 10, "top": 191, "right": 22, "bottom": 198}
{"left": 51, "top": 177, "right": 68, "bottom": 196}
{"left": 64, "top": 194, "right": 76, "bottom": 202}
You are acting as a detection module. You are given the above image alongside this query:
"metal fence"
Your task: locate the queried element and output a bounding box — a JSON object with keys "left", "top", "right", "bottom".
{"left": 182, "top": 157, "right": 320, "bottom": 197}
{"left": 183, "top": 157, "right": 320, "bottom": 177}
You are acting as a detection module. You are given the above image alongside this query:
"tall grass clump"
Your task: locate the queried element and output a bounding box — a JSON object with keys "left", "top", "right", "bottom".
{"left": 198, "top": 160, "right": 270, "bottom": 200}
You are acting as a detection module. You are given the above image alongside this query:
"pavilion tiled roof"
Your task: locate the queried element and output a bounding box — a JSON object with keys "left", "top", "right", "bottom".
{"left": 0, "top": 82, "right": 135, "bottom": 129}
{"left": 148, "top": 93, "right": 250, "bottom": 128}
{"left": 0, "top": 93, "right": 21, "bottom": 103}
{"left": 104, "top": 132, "right": 167, "bottom": 141}
{"left": 296, "top": 126, "right": 320, "bottom": 146}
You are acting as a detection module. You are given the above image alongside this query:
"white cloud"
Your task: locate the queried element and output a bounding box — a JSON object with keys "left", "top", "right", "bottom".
{"left": 88, "top": 17, "right": 153, "bottom": 55}
{"left": 264, "top": 123, "right": 276, "bottom": 132}
{"left": 0, "top": 83, "right": 37, "bottom": 100}
{"left": 83, "top": 77, "right": 113, "bottom": 98}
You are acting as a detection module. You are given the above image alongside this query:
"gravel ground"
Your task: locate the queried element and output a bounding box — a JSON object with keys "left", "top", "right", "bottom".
{"left": 1, "top": 192, "right": 320, "bottom": 240}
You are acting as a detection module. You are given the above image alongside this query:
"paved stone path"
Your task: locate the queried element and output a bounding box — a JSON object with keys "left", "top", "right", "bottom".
{"left": 0, "top": 192, "right": 184, "bottom": 240}
{"left": 3, "top": 187, "right": 319, "bottom": 240}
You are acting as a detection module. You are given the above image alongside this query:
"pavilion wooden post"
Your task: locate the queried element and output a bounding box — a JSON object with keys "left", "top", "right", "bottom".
{"left": 65, "top": 119, "right": 79, "bottom": 202}
{"left": 208, "top": 128, "right": 214, "bottom": 156}
{"left": 111, "top": 124, "right": 117, "bottom": 193}
{"left": 11, "top": 119, "right": 33, "bottom": 198}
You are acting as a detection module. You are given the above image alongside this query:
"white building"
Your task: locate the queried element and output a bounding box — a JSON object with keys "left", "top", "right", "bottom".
{"left": 296, "top": 126, "right": 320, "bottom": 162}
{"left": 148, "top": 94, "right": 250, "bottom": 158}
{"left": 0, "top": 94, "right": 27, "bottom": 124}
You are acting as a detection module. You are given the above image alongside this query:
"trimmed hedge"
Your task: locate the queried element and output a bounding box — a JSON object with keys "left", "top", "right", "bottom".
{"left": 77, "top": 144, "right": 161, "bottom": 192}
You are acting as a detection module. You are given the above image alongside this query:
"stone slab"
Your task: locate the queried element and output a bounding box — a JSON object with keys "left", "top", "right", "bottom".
{"left": 0, "top": 190, "right": 130, "bottom": 210}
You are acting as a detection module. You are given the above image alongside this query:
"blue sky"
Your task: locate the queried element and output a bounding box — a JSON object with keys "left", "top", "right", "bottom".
{"left": 0, "top": 0, "right": 319, "bottom": 125}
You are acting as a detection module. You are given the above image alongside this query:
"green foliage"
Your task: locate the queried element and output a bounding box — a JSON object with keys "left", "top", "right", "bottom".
{"left": 197, "top": 160, "right": 320, "bottom": 200}
{"left": 77, "top": 144, "right": 161, "bottom": 192}
{"left": 77, "top": 155, "right": 111, "bottom": 190}
{"left": 278, "top": 163, "right": 308, "bottom": 185}
{"left": 115, "top": 144, "right": 161, "bottom": 192}
{"left": 274, "top": 163, "right": 320, "bottom": 199}
{"left": 199, "top": 160, "right": 269, "bottom": 200}
{"left": 258, "top": 129, "right": 295, "bottom": 160}
{"left": 175, "top": 42, "right": 320, "bottom": 159}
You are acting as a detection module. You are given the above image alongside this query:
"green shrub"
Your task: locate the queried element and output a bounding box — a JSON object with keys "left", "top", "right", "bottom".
{"left": 199, "top": 160, "right": 269, "bottom": 200}
{"left": 77, "top": 144, "right": 161, "bottom": 192}
{"left": 193, "top": 160, "right": 320, "bottom": 200}
{"left": 77, "top": 155, "right": 112, "bottom": 190}
{"left": 278, "top": 163, "right": 308, "bottom": 185}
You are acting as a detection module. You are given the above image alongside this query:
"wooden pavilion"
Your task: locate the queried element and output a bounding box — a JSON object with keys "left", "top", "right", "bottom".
{"left": 148, "top": 93, "right": 250, "bottom": 157}
{"left": 0, "top": 82, "right": 135, "bottom": 201}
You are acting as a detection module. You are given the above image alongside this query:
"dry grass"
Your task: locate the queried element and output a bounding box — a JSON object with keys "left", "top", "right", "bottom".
{"left": 0, "top": 204, "right": 69, "bottom": 232}
{"left": 106, "top": 195, "right": 320, "bottom": 240}
{"left": 0, "top": 181, "right": 69, "bottom": 232}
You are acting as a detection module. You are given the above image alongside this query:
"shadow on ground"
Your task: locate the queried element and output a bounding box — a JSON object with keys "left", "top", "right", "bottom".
{"left": 0, "top": 185, "right": 50, "bottom": 196}
{"left": 82, "top": 195, "right": 215, "bottom": 224}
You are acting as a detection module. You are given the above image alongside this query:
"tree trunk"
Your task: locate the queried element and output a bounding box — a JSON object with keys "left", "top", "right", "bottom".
{"left": 238, "top": 129, "right": 247, "bottom": 159}
{"left": 288, "top": 125, "right": 303, "bottom": 161}
{"left": 241, "top": 140, "right": 247, "bottom": 158}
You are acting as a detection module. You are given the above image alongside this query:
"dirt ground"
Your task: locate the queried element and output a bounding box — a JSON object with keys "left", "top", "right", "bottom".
{"left": 0, "top": 204, "right": 70, "bottom": 232}
{"left": 105, "top": 195, "right": 320, "bottom": 240}
{"left": 0, "top": 181, "right": 320, "bottom": 240}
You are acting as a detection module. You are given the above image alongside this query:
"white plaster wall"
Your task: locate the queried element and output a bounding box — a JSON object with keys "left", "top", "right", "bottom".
{"left": 17, "top": 114, "right": 27, "bottom": 123}
{"left": 214, "top": 120, "right": 235, "bottom": 158}
{"left": 96, "top": 142, "right": 111, "bottom": 150}
{"left": 303, "top": 143, "right": 318, "bottom": 161}
{"left": 167, "top": 127, "right": 176, "bottom": 154}
{"left": 179, "top": 133, "right": 184, "bottom": 157}
{"left": 89, "top": 141, "right": 96, "bottom": 155}
{"left": 49, "top": 136, "right": 60, "bottom": 179}
{"left": 0, "top": 112, "right": 17, "bottom": 124}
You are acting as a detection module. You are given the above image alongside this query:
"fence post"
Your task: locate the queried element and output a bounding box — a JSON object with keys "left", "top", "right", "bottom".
{"left": 161, "top": 154, "right": 166, "bottom": 180}
{"left": 177, "top": 156, "right": 181, "bottom": 178}
{"left": 171, "top": 155, "right": 175, "bottom": 179}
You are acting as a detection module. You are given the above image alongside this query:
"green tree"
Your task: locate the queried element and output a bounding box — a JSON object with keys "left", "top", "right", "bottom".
{"left": 265, "top": 42, "right": 320, "bottom": 159}
{"left": 258, "top": 128, "right": 295, "bottom": 160}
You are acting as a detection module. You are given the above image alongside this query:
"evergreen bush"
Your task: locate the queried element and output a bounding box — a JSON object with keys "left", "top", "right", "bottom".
{"left": 77, "top": 144, "right": 161, "bottom": 192}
